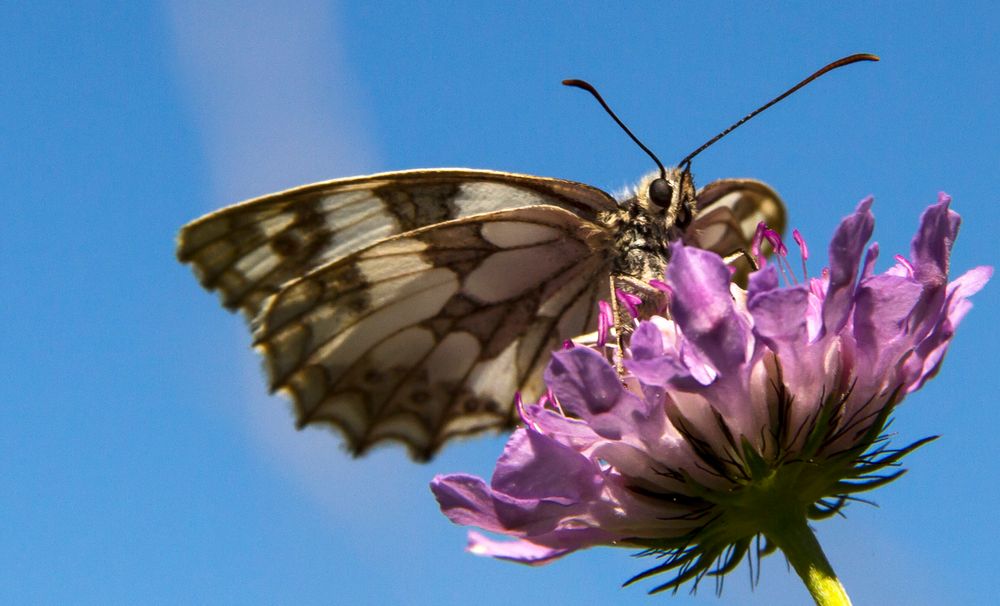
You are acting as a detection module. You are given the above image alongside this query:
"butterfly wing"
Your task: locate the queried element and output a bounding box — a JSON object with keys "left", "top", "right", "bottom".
{"left": 177, "top": 169, "right": 616, "bottom": 319}
{"left": 686, "top": 178, "right": 786, "bottom": 277}
{"left": 250, "top": 205, "right": 613, "bottom": 460}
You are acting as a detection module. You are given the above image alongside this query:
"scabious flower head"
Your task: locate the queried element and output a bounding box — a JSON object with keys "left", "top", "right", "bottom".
{"left": 431, "top": 195, "right": 990, "bottom": 596}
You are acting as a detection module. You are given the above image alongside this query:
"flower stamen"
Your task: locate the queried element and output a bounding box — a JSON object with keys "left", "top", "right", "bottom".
{"left": 615, "top": 288, "right": 643, "bottom": 318}
{"left": 597, "top": 299, "right": 613, "bottom": 347}
{"left": 894, "top": 254, "right": 915, "bottom": 278}
{"left": 793, "top": 228, "right": 810, "bottom": 279}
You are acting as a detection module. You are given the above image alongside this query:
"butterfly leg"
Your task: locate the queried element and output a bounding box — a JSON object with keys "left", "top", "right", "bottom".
{"left": 608, "top": 274, "right": 626, "bottom": 377}
{"left": 607, "top": 275, "right": 669, "bottom": 380}
{"left": 722, "top": 248, "right": 760, "bottom": 272}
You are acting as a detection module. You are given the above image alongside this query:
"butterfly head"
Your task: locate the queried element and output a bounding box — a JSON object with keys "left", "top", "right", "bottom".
{"left": 636, "top": 167, "right": 696, "bottom": 231}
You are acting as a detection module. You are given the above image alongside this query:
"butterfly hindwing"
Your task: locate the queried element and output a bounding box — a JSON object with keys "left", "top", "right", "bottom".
{"left": 176, "top": 169, "right": 616, "bottom": 319}
{"left": 248, "top": 205, "right": 613, "bottom": 460}
{"left": 687, "top": 178, "right": 786, "bottom": 277}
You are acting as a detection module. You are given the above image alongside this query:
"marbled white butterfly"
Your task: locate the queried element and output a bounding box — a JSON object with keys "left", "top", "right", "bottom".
{"left": 177, "top": 54, "right": 876, "bottom": 461}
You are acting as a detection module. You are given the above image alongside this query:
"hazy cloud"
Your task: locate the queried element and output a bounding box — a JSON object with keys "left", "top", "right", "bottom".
{"left": 165, "top": 0, "right": 376, "bottom": 203}
{"left": 165, "top": 0, "right": 400, "bottom": 521}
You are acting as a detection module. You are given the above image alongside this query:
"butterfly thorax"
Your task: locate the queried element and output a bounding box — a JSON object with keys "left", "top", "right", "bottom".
{"left": 601, "top": 168, "right": 697, "bottom": 283}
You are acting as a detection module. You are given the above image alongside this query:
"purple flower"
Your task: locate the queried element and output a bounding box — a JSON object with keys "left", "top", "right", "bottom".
{"left": 431, "top": 195, "right": 990, "bottom": 594}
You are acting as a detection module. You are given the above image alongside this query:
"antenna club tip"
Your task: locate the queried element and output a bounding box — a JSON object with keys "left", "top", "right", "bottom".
{"left": 562, "top": 78, "right": 590, "bottom": 90}
{"left": 847, "top": 53, "right": 880, "bottom": 63}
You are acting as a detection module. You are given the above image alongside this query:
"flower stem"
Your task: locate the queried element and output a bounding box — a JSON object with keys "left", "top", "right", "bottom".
{"left": 764, "top": 516, "right": 852, "bottom": 606}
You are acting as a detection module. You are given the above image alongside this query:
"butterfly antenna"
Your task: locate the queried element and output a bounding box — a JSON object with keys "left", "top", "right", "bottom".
{"left": 563, "top": 78, "right": 667, "bottom": 180}
{"left": 678, "top": 53, "right": 879, "bottom": 168}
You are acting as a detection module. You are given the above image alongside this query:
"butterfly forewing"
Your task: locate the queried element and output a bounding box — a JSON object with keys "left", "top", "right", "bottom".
{"left": 177, "top": 169, "right": 616, "bottom": 319}
{"left": 179, "top": 172, "right": 617, "bottom": 460}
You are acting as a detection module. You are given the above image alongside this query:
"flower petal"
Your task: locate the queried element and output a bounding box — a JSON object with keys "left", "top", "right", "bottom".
{"left": 749, "top": 285, "right": 811, "bottom": 347}
{"left": 911, "top": 193, "right": 961, "bottom": 289}
{"left": 625, "top": 321, "right": 689, "bottom": 387}
{"left": 666, "top": 243, "right": 749, "bottom": 373}
{"left": 861, "top": 242, "right": 879, "bottom": 280}
{"left": 747, "top": 264, "right": 779, "bottom": 300}
{"left": 853, "top": 273, "right": 923, "bottom": 383}
{"left": 904, "top": 265, "right": 992, "bottom": 391}
{"left": 491, "top": 429, "right": 601, "bottom": 505}
{"left": 629, "top": 320, "right": 664, "bottom": 359}
{"left": 519, "top": 402, "right": 599, "bottom": 447}
{"left": 949, "top": 265, "right": 992, "bottom": 301}
{"left": 822, "top": 197, "right": 874, "bottom": 337}
{"left": 431, "top": 473, "right": 504, "bottom": 531}
{"left": 466, "top": 531, "right": 573, "bottom": 564}
{"left": 545, "top": 347, "right": 649, "bottom": 440}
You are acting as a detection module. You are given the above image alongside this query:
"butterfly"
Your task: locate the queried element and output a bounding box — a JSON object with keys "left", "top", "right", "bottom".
{"left": 176, "top": 54, "right": 875, "bottom": 461}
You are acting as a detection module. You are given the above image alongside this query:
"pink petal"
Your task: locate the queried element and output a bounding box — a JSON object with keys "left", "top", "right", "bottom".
{"left": 466, "top": 532, "right": 573, "bottom": 564}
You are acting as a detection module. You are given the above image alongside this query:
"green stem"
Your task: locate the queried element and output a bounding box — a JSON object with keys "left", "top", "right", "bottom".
{"left": 764, "top": 516, "right": 852, "bottom": 606}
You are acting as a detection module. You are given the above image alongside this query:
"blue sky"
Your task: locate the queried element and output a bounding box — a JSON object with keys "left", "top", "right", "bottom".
{"left": 3, "top": 2, "right": 998, "bottom": 604}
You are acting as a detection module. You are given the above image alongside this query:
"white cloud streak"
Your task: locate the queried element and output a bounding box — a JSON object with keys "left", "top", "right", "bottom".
{"left": 165, "top": 0, "right": 376, "bottom": 203}
{"left": 164, "top": 0, "right": 415, "bottom": 524}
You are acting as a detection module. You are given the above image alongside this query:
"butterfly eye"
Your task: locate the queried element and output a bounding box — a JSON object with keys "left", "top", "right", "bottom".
{"left": 648, "top": 178, "right": 673, "bottom": 208}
